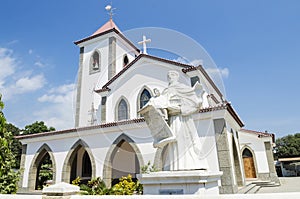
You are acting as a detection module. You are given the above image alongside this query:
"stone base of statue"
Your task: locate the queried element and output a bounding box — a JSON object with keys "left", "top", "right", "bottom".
{"left": 137, "top": 170, "right": 223, "bottom": 195}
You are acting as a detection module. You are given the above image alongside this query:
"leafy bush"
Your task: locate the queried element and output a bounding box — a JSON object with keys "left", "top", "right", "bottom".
{"left": 73, "top": 175, "right": 142, "bottom": 195}
{"left": 141, "top": 161, "right": 158, "bottom": 173}
{"left": 0, "top": 94, "right": 20, "bottom": 193}
{"left": 111, "top": 174, "right": 141, "bottom": 195}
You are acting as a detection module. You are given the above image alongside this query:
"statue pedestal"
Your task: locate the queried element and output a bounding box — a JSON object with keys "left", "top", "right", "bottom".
{"left": 137, "top": 170, "right": 223, "bottom": 195}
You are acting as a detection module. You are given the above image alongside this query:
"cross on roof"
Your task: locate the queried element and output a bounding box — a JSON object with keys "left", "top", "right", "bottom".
{"left": 138, "top": 35, "right": 151, "bottom": 54}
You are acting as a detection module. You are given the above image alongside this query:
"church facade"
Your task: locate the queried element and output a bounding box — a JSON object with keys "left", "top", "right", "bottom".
{"left": 16, "top": 19, "right": 278, "bottom": 194}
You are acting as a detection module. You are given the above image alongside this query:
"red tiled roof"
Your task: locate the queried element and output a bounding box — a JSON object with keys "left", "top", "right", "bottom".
{"left": 15, "top": 118, "right": 145, "bottom": 140}
{"left": 199, "top": 103, "right": 244, "bottom": 127}
{"left": 74, "top": 22, "right": 139, "bottom": 54}
{"left": 92, "top": 19, "right": 120, "bottom": 36}
{"left": 15, "top": 103, "right": 243, "bottom": 140}
{"left": 240, "top": 129, "right": 274, "bottom": 138}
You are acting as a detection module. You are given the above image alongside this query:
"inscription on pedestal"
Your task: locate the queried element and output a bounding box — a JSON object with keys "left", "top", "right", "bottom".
{"left": 159, "top": 189, "right": 184, "bottom": 195}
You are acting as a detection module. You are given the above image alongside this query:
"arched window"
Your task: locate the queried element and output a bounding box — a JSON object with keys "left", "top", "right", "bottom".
{"left": 118, "top": 99, "right": 128, "bottom": 121}
{"left": 140, "top": 89, "right": 151, "bottom": 109}
{"left": 123, "top": 54, "right": 129, "bottom": 67}
{"left": 92, "top": 52, "right": 100, "bottom": 69}
{"left": 242, "top": 147, "right": 256, "bottom": 178}
{"left": 90, "top": 51, "right": 101, "bottom": 74}
{"left": 242, "top": 148, "right": 253, "bottom": 158}
{"left": 190, "top": 76, "right": 200, "bottom": 87}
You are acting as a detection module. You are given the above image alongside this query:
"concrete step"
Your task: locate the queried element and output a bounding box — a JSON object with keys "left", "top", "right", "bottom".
{"left": 238, "top": 183, "right": 257, "bottom": 194}
{"left": 252, "top": 180, "right": 280, "bottom": 187}
{"left": 247, "top": 185, "right": 261, "bottom": 194}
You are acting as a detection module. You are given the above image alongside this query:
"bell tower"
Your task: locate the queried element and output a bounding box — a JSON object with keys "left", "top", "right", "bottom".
{"left": 73, "top": 9, "right": 139, "bottom": 127}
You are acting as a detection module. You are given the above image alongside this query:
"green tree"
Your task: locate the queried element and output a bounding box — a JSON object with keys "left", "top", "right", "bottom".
{"left": 36, "top": 154, "right": 53, "bottom": 190}
{"left": 275, "top": 133, "right": 300, "bottom": 158}
{"left": 6, "top": 123, "right": 22, "bottom": 168}
{"left": 22, "top": 121, "right": 55, "bottom": 135}
{"left": 0, "top": 94, "right": 19, "bottom": 193}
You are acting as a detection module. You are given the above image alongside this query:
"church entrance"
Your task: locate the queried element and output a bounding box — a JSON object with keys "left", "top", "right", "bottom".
{"left": 35, "top": 152, "right": 53, "bottom": 190}
{"left": 69, "top": 146, "right": 92, "bottom": 184}
{"left": 242, "top": 148, "right": 256, "bottom": 178}
{"left": 28, "top": 144, "right": 56, "bottom": 191}
{"left": 61, "top": 140, "right": 95, "bottom": 184}
{"left": 111, "top": 140, "right": 140, "bottom": 185}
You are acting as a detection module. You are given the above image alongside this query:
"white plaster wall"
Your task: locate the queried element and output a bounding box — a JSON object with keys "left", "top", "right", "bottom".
{"left": 79, "top": 37, "right": 109, "bottom": 127}
{"left": 21, "top": 123, "right": 158, "bottom": 187}
{"left": 78, "top": 32, "right": 138, "bottom": 127}
{"left": 194, "top": 117, "right": 220, "bottom": 172}
{"left": 21, "top": 112, "right": 222, "bottom": 189}
{"left": 105, "top": 60, "right": 193, "bottom": 122}
{"left": 115, "top": 39, "right": 136, "bottom": 72}
{"left": 238, "top": 132, "right": 270, "bottom": 173}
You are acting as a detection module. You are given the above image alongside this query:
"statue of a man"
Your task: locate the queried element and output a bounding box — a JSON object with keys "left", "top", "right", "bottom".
{"left": 145, "top": 71, "right": 207, "bottom": 171}
{"left": 161, "top": 71, "right": 207, "bottom": 170}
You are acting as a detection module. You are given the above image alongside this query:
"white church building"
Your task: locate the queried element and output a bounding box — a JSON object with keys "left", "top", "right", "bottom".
{"left": 16, "top": 18, "right": 278, "bottom": 194}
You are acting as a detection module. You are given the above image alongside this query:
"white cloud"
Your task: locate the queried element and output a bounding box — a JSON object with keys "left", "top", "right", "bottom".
{"left": 7, "top": 40, "right": 19, "bottom": 45}
{"left": 190, "top": 59, "right": 203, "bottom": 66}
{"left": 0, "top": 48, "right": 16, "bottom": 81}
{"left": 35, "top": 83, "right": 76, "bottom": 130}
{"left": 34, "top": 61, "right": 45, "bottom": 67}
{"left": 15, "top": 74, "right": 46, "bottom": 93}
{"left": 0, "top": 47, "right": 47, "bottom": 100}
{"left": 49, "top": 84, "right": 75, "bottom": 94}
{"left": 172, "top": 57, "right": 189, "bottom": 64}
{"left": 173, "top": 56, "right": 228, "bottom": 78}
{"left": 28, "top": 49, "right": 33, "bottom": 54}
{"left": 173, "top": 57, "right": 203, "bottom": 66}
{"left": 206, "top": 67, "right": 229, "bottom": 78}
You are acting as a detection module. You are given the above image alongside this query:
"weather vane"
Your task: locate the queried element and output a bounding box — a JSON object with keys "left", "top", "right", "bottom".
{"left": 105, "top": 3, "right": 116, "bottom": 19}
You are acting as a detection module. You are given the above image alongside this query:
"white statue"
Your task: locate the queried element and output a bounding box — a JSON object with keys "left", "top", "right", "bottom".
{"left": 150, "top": 88, "right": 168, "bottom": 121}
{"left": 140, "top": 71, "right": 207, "bottom": 171}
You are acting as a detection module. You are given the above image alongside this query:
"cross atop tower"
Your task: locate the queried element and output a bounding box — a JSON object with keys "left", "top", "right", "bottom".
{"left": 138, "top": 35, "right": 151, "bottom": 54}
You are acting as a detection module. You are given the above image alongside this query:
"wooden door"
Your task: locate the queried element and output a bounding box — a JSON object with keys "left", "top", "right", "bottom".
{"left": 243, "top": 157, "right": 256, "bottom": 178}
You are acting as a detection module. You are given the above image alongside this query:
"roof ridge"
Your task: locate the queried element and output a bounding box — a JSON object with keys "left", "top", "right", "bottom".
{"left": 241, "top": 128, "right": 273, "bottom": 137}
{"left": 95, "top": 54, "right": 195, "bottom": 93}
{"left": 15, "top": 118, "right": 146, "bottom": 140}
{"left": 92, "top": 18, "right": 120, "bottom": 36}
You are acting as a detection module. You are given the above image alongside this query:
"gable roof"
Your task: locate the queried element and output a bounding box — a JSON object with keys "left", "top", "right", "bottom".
{"left": 95, "top": 54, "right": 225, "bottom": 102}
{"left": 92, "top": 19, "right": 120, "bottom": 36}
{"left": 240, "top": 129, "right": 275, "bottom": 142}
{"left": 74, "top": 20, "right": 139, "bottom": 53}
{"left": 94, "top": 54, "right": 196, "bottom": 93}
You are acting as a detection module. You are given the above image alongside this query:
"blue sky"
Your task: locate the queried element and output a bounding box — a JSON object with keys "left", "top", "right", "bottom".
{"left": 0, "top": 0, "right": 299, "bottom": 138}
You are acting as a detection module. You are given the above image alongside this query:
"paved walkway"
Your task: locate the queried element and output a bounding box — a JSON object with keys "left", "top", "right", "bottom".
{"left": 257, "top": 177, "right": 300, "bottom": 193}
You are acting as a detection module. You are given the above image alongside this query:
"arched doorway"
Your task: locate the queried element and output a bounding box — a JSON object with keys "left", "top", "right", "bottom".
{"left": 103, "top": 134, "right": 144, "bottom": 187}
{"left": 61, "top": 140, "right": 96, "bottom": 184}
{"left": 70, "top": 147, "right": 92, "bottom": 184}
{"left": 242, "top": 148, "right": 257, "bottom": 178}
{"left": 28, "top": 144, "right": 56, "bottom": 190}
{"left": 111, "top": 140, "right": 140, "bottom": 185}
